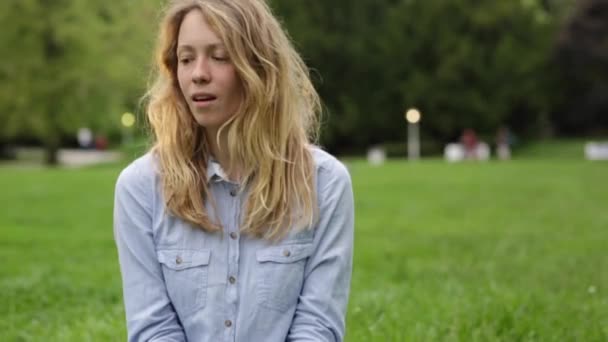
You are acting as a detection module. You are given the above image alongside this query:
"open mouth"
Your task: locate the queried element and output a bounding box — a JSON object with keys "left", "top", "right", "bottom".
{"left": 191, "top": 93, "right": 217, "bottom": 105}
{"left": 190, "top": 93, "right": 217, "bottom": 108}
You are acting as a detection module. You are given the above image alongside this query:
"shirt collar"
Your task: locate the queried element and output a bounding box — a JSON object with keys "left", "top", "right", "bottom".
{"left": 206, "top": 158, "right": 233, "bottom": 184}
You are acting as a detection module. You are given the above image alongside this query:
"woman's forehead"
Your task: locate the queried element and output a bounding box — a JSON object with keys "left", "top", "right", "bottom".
{"left": 177, "top": 9, "right": 223, "bottom": 49}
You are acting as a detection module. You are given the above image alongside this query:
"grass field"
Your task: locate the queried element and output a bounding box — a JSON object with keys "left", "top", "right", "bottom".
{"left": 1, "top": 152, "right": 607, "bottom": 341}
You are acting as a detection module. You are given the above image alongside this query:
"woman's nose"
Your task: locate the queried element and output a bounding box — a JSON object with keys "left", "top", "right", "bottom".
{"left": 192, "top": 58, "right": 211, "bottom": 84}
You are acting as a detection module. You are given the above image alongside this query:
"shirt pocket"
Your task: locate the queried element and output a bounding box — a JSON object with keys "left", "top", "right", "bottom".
{"left": 255, "top": 242, "right": 314, "bottom": 312}
{"left": 157, "top": 248, "right": 211, "bottom": 316}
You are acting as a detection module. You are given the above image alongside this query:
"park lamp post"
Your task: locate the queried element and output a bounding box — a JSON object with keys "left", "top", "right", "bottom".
{"left": 121, "top": 112, "right": 136, "bottom": 146}
{"left": 405, "top": 108, "right": 421, "bottom": 161}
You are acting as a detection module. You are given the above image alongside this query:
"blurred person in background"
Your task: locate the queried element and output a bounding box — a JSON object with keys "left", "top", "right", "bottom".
{"left": 112, "top": 0, "right": 354, "bottom": 341}
{"left": 495, "top": 126, "right": 512, "bottom": 160}
{"left": 460, "top": 128, "right": 479, "bottom": 160}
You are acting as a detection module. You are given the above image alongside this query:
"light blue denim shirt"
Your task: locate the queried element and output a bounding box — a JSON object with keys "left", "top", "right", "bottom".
{"left": 113, "top": 147, "right": 354, "bottom": 342}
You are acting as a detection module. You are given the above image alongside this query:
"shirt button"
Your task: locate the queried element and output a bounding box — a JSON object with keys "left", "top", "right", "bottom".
{"left": 229, "top": 188, "right": 237, "bottom": 197}
{"left": 283, "top": 249, "right": 291, "bottom": 257}
{"left": 175, "top": 256, "right": 182, "bottom": 264}
{"left": 229, "top": 276, "right": 236, "bottom": 284}
{"left": 230, "top": 232, "right": 238, "bottom": 240}
{"left": 225, "top": 320, "right": 232, "bottom": 328}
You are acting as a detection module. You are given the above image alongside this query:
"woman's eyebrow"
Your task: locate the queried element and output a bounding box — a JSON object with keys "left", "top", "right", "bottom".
{"left": 177, "top": 43, "right": 225, "bottom": 54}
{"left": 176, "top": 45, "right": 194, "bottom": 55}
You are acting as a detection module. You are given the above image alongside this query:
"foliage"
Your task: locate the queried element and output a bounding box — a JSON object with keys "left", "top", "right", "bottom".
{"left": 3, "top": 0, "right": 606, "bottom": 161}
{"left": 0, "top": 0, "right": 156, "bottom": 163}
{"left": 271, "top": 0, "right": 566, "bottom": 152}
{"left": 553, "top": 0, "right": 608, "bottom": 136}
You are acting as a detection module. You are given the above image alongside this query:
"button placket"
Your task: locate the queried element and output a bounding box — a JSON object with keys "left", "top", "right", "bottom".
{"left": 222, "top": 181, "right": 240, "bottom": 340}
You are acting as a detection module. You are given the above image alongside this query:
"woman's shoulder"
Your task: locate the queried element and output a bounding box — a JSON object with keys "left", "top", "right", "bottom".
{"left": 309, "top": 145, "right": 352, "bottom": 190}
{"left": 115, "top": 151, "right": 158, "bottom": 191}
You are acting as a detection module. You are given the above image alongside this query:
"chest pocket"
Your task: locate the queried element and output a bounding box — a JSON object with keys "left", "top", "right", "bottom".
{"left": 255, "top": 242, "right": 314, "bottom": 312}
{"left": 157, "top": 249, "right": 211, "bottom": 316}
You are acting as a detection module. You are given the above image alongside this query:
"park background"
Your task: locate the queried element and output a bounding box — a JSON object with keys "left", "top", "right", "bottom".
{"left": 1, "top": 0, "right": 607, "bottom": 340}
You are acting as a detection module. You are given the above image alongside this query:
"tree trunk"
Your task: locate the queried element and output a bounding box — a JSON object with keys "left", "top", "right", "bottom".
{"left": 42, "top": 9, "right": 63, "bottom": 167}
{"left": 44, "top": 137, "right": 60, "bottom": 166}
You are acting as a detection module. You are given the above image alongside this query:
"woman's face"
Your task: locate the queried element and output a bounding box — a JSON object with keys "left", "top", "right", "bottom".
{"left": 176, "top": 9, "right": 242, "bottom": 136}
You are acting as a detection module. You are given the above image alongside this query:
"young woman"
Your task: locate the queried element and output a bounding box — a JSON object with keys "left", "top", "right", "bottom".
{"left": 113, "top": 0, "right": 354, "bottom": 341}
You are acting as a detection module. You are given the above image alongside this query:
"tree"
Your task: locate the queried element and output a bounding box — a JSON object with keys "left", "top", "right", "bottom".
{"left": 553, "top": 0, "right": 608, "bottom": 135}
{"left": 271, "top": 0, "right": 562, "bottom": 153}
{"left": 0, "top": 0, "right": 156, "bottom": 164}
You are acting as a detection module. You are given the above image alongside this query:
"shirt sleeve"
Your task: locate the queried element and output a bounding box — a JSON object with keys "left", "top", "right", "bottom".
{"left": 113, "top": 160, "right": 186, "bottom": 342}
{"left": 287, "top": 159, "right": 355, "bottom": 342}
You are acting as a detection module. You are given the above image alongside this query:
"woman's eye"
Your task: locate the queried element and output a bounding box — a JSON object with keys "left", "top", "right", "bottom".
{"left": 212, "top": 55, "right": 229, "bottom": 62}
{"left": 179, "top": 57, "right": 192, "bottom": 64}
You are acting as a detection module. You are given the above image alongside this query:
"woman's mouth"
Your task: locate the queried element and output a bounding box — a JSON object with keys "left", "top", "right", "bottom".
{"left": 191, "top": 93, "right": 217, "bottom": 107}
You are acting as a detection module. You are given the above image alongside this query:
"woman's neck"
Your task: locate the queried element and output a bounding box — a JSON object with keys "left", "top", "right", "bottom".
{"left": 206, "top": 129, "right": 240, "bottom": 182}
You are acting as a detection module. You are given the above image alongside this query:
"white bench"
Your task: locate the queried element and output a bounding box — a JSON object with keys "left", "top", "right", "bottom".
{"left": 585, "top": 142, "right": 608, "bottom": 160}
{"left": 444, "top": 142, "right": 490, "bottom": 162}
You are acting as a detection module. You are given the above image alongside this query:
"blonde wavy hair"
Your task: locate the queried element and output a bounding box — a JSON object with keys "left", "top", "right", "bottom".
{"left": 144, "top": 0, "right": 321, "bottom": 240}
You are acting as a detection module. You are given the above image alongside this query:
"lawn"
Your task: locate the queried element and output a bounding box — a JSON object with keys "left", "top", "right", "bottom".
{"left": 1, "top": 155, "right": 607, "bottom": 341}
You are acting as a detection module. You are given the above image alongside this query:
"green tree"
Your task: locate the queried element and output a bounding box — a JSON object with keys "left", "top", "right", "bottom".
{"left": 271, "top": 0, "right": 563, "bottom": 153}
{"left": 0, "top": 0, "right": 156, "bottom": 164}
{"left": 554, "top": 0, "right": 608, "bottom": 135}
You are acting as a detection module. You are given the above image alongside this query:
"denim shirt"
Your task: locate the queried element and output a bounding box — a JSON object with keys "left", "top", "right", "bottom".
{"left": 113, "top": 147, "right": 354, "bottom": 342}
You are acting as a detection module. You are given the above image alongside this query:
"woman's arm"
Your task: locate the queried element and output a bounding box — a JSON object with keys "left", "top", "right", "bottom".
{"left": 114, "top": 160, "right": 186, "bottom": 342}
{"left": 287, "top": 159, "right": 355, "bottom": 342}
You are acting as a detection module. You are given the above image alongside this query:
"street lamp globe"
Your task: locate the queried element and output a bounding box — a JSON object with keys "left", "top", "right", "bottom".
{"left": 405, "top": 108, "right": 421, "bottom": 124}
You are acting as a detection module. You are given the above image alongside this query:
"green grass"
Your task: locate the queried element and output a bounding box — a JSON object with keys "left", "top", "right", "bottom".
{"left": 1, "top": 157, "right": 607, "bottom": 341}
{"left": 515, "top": 138, "right": 592, "bottom": 160}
